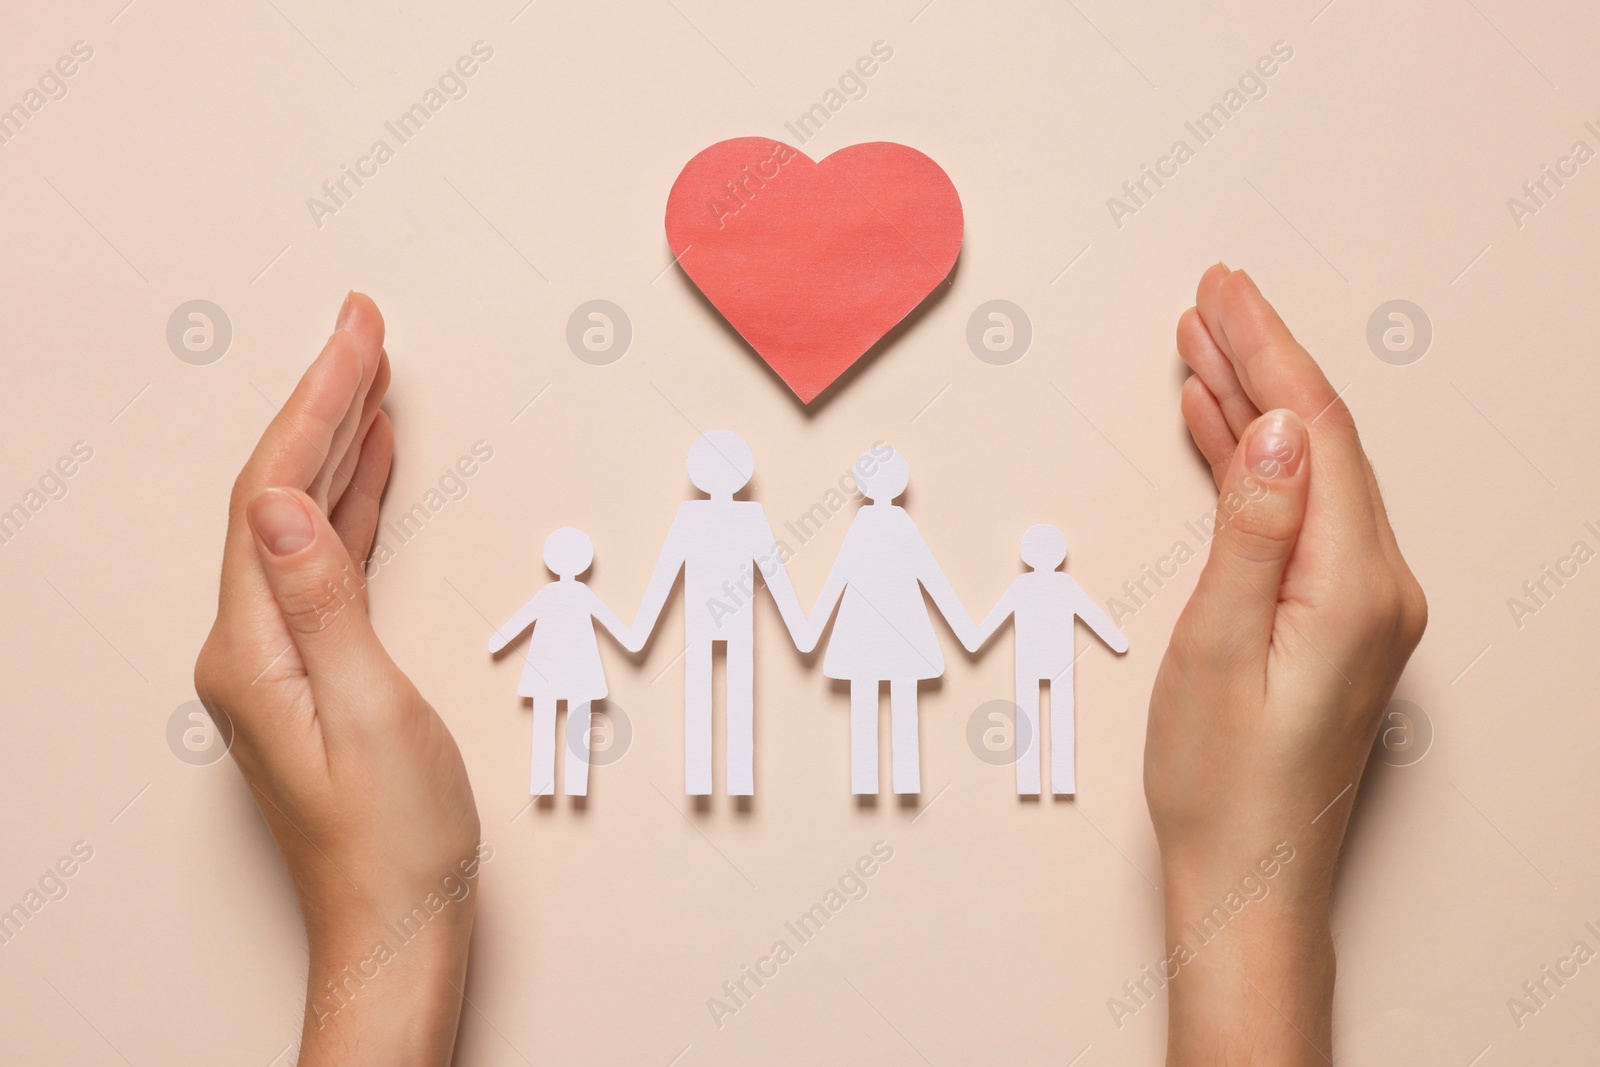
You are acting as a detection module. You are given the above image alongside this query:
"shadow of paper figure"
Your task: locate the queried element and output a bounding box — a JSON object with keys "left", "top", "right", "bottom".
{"left": 489, "top": 527, "right": 642, "bottom": 796}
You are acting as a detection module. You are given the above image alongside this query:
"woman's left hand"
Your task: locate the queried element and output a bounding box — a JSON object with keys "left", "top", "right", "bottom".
{"left": 194, "top": 293, "right": 481, "bottom": 1067}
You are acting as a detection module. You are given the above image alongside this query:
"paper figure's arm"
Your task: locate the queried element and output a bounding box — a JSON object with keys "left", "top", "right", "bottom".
{"left": 973, "top": 584, "right": 1018, "bottom": 651}
{"left": 917, "top": 541, "right": 981, "bottom": 653}
{"left": 488, "top": 597, "right": 540, "bottom": 654}
{"left": 588, "top": 588, "right": 646, "bottom": 654}
{"left": 795, "top": 563, "right": 848, "bottom": 655}
{"left": 751, "top": 511, "right": 810, "bottom": 649}
{"left": 631, "top": 510, "right": 688, "bottom": 646}
{"left": 1070, "top": 580, "right": 1129, "bottom": 654}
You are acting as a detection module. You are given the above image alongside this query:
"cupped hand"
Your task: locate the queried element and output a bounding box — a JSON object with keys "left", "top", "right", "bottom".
{"left": 194, "top": 293, "right": 480, "bottom": 1066}
{"left": 1146, "top": 265, "right": 1426, "bottom": 1064}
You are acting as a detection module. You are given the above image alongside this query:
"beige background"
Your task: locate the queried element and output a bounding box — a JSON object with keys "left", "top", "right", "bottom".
{"left": 2, "top": 0, "right": 1597, "bottom": 1063}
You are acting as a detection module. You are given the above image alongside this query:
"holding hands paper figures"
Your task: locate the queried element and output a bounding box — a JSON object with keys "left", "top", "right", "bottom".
{"left": 971, "top": 525, "right": 1128, "bottom": 795}
{"left": 488, "top": 528, "right": 643, "bottom": 796}
{"left": 488, "top": 435, "right": 1127, "bottom": 798}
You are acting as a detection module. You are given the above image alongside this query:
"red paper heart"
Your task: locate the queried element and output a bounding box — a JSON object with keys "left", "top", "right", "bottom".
{"left": 666, "top": 138, "right": 963, "bottom": 404}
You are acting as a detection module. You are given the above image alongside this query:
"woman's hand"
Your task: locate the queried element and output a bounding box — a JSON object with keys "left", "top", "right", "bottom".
{"left": 1147, "top": 265, "right": 1427, "bottom": 1064}
{"left": 194, "top": 293, "right": 481, "bottom": 1067}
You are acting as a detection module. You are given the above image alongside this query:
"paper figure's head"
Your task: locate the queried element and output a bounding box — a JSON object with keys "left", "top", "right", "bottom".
{"left": 544, "top": 526, "right": 594, "bottom": 579}
{"left": 1020, "top": 523, "right": 1067, "bottom": 570}
{"left": 687, "top": 430, "right": 754, "bottom": 497}
{"left": 857, "top": 447, "right": 909, "bottom": 503}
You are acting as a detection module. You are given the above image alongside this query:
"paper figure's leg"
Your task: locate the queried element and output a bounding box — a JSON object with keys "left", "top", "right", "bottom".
{"left": 1051, "top": 675, "right": 1076, "bottom": 795}
{"left": 890, "top": 678, "right": 921, "bottom": 795}
{"left": 1015, "top": 672, "right": 1042, "bottom": 796}
{"left": 725, "top": 634, "right": 754, "bottom": 796}
{"left": 564, "top": 700, "right": 591, "bottom": 796}
{"left": 850, "top": 680, "right": 879, "bottom": 794}
{"left": 530, "top": 697, "right": 557, "bottom": 796}
{"left": 684, "top": 639, "right": 713, "bottom": 795}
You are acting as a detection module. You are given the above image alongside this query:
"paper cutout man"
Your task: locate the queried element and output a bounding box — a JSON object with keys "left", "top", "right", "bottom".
{"left": 972, "top": 524, "right": 1127, "bottom": 795}
{"left": 489, "top": 528, "right": 642, "bottom": 796}
{"left": 632, "top": 431, "right": 808, "bottom": 795}
{"left": 798, "top": 447, "right": 978, "bottom": 794}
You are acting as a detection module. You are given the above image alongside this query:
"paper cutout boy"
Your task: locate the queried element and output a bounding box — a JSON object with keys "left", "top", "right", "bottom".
{"left": 973, "top": 524, "right": 1127, "bottom": 795}
{"left": 489, "top": 527, "right": 642, "bottom": 796}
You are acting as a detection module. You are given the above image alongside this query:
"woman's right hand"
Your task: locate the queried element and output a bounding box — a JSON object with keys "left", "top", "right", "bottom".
{"left": 1146, "top": 265, "right": 1427, "bottom": 1064}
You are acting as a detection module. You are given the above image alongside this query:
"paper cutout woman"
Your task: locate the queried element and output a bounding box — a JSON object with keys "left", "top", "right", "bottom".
{"left": 972, "top": 524, "right": 1128, "bottom": 795}
{"left": 488, "top": 527, "right": 642, "bottom": 796}
{"left": 798, "top": 448, "right": 978, "bottom": 794}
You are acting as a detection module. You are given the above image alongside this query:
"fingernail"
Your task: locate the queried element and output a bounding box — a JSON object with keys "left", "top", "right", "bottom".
{"left": 1217, "top": 260, "right": 1230, "bottom": 271}
{"left": 335, "top": 291, "right": 356, "bottom": 331}
{"left": 249, "top": 489, "right": 315, "bottom": 556}
{"left": 1246, "top": 409, "right": 1306, "bottom": 481}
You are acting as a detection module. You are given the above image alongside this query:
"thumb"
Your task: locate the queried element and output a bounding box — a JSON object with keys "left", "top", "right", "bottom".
{"left": 247, "top": 486, "right": 390, "bottom": 691}
{"left": 1190, "top": 409, "right": 1311, "bottom": 646}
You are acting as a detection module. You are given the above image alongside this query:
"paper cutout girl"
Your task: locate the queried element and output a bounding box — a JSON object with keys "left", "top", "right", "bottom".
{"left": 798, "top": 448, "right": 978, "bottom": 794}
{"left": 489, "top": 527, "right": 642, "bottom": 796}
{"left": 972, "top": 524, "right": 1127, "bottom": 795}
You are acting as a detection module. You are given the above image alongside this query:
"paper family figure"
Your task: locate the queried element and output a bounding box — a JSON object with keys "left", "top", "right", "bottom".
{"left": 488, "top": 437, "right": 1128, "bottom": 800}
{"left": 488, "top": 527, "right": 643, "bottom": 796}
{"left": 797, "top": 447, "right": 979, "bottom": 795}
{"left": 972, "top": 524, "right": 1128, "bottom": 795}
{"left": 631, "top": 430, "right": 809, "bottom": 796}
